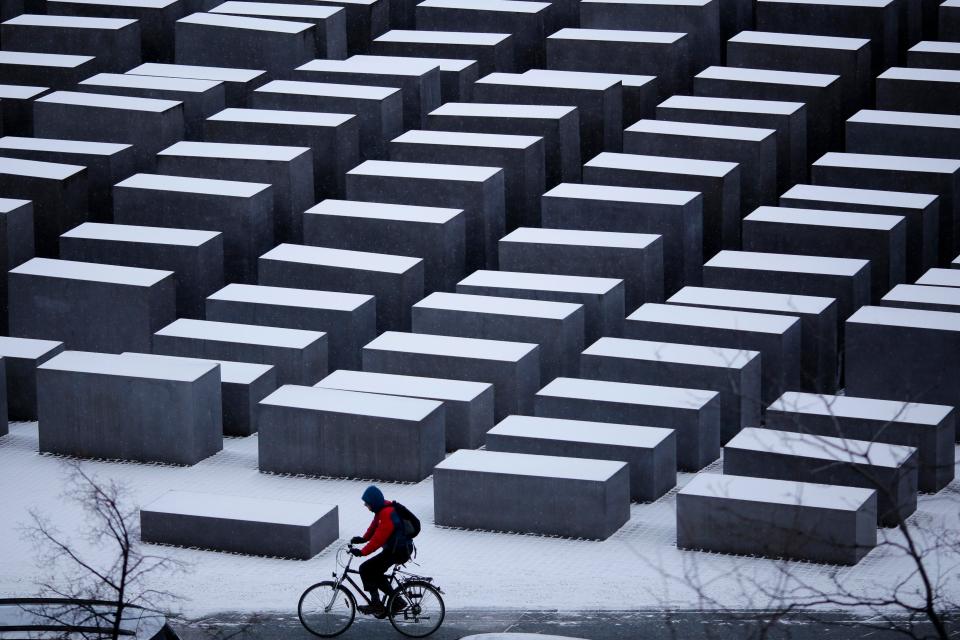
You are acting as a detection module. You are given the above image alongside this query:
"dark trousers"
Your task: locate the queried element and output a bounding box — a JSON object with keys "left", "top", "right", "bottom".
{"left": 359, "top": 546, "right": 411, "bottom": 600}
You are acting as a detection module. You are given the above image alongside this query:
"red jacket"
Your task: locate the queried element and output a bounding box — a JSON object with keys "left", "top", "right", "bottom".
{"left": 360, "top": 500, "right": 397, "bottom": 556}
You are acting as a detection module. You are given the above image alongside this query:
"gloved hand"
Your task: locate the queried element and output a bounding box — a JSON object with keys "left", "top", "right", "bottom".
{"left": 350, "top": 536, "right": 365, "bottom": 545}
{"left": 350, "top": 548, "right": 363, "bottom": 557}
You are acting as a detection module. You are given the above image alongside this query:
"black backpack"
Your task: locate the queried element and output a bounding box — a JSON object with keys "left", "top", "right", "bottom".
{"left": 392, "top": 501, "right": 421, "bottom": 539}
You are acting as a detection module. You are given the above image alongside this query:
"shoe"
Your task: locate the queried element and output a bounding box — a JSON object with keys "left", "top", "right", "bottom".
{"left": 390, "top": 596, "right": 407, "bottom": 614}
{"left": 358, "top": 603, "right": 387, "bottom": 616}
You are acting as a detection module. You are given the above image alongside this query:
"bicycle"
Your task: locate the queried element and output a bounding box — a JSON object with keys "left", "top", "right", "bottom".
{"left": 298, "top": 543, "right": 445, "bottom": 638}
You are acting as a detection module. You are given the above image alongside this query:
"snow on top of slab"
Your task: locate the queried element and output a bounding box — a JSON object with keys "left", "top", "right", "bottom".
{"left": 156, "top": 318, "right": 325, "bottom": 349}
{"left": 0, "top": 51, "right": 92, "bottom": 68}
{"left": 916, "top": 268, "right": 960, "bottom": 287}
{"left": 490, "top": 414, "right": 674, "bottom": 448}
{"left": 351, "top": 54, "right": 475, "bottom": 72}
{"left": 430, "top": 101, "right": 575, "bottom": 119}
{"left": 783, "top": 183, "right": 938, "bottom": 209}
{"left": 0, "top": 156, "right": 85, "bottom": 180}
{"left": 261, "top": 384, "right": 442, "bottom": 421}
{"left": 38, "top": 90, "right": 181, "bottom": 113}
{"left": 501, "top": 226, "right": 660, "bottom": 250}
{"left": 62, "top": 222, "right": 219, "bottom": 247}
{"left": 419, "top": 0, "right": 550, "bottom": 13}
{"left": 584, "top": 337, "right": 759, "bottom": 369}
{"left": 349, "top": 159, "right": 501, "bottom": 182}
{"left": 459, "top": 270, "right": 622, "bottom": 295}
{"left": 628, "top": 302, "right": 800, "bottom": 334}
{"left": 5, "top": 13, "right": 136, "bottom": 28}
{"left": 116, "top": 172, "right": 270, "bottom": 198}
{"left": 143, "top": 490, "right": 335, "bottom": 526}
{"left": 726, "top": 427, "right": 915, "bottom": 468}
{"left": 628, "top": 118, "right": 775, "bottom": 141}
{"left": 316, "top": 369, "right": 491, "bottom": 402}
{"left": 0, "top": 336, "right": 62, "bottom": 359}
{"left": 523, "top": 68, "right": 656, "bottom": 88}
{"left": 659, "top": 94, "right": 804, "bottom": 115}
{"left": 261, "top": 243, "right": 422, "bottom": 274}
{"left": 910, "top": 40, "right": 960, "bottom": 54}
{"left": 80, "top": 72, "right": 221, "bottom": 93}
{"left": 211, "top": 1, "right": 342, "bottom": 19}
{"left": 256, "top": 79, "right": 398, "bottom": 100}
{"left": 879, "top": 67, "right": 960, "bottom": 83}
{"left": 544, "top": 182, "right": 699, "bottom": 206}
{"left": 883, "top": 284, "right": 960, "bottom": 307}
{"left": 0, "top": 198, "right": 30, "bottom": 212}
{"left": 706, "top": 249, "right": 869, "bottom": 277}
{"left": 121, "top": 352, "right": 273, "bottom": 385}
{"left": 538, "top": 376, "right": 718, "bottom": 410}
{"left": 307, "top": 199, "right": 462, "bottom": 224}
{"left": 415, "top": 291, "right": 582, "bottom": 320}
{"left": 298, "top": 56, "right": 440, "bottom": 76}
{"left": 365, "top": 330, "right": 538, "bottom": 362}
{"left": 759, "top": 0, "right": 892, "bottom": 7}
{"left": 697, "top": 65, "right": 839, "bottom": 87}
{"left": 769, "top": 390, "right": 954, "bottom": 424}
{"left": 849, "top": 109, "right": 960, "bottom": 130}
{"left": 436, "top": 448, "right": 627, "bottom": 481}
{"left": 669, "top": 285, "right": 835, "bottom": 314}
{"left": 51, "top": 0, "right": 177, "bottom": 7}
{"left": 478, "top": 71, "right": 618, "bottom": 91}
{"left": 209, "top": 283, "right": 372, "bottom": 311}
{"left": 814, "top": 151, "right": 960, "bottom": 173}
{"left": 128, "top": 62, "right": 265, "bottom": 83}
{"left": 393, "top": 128, "right": 541, "bottom": 149}
{"left": 11, "top": 257, "right": 172, "bottom": 287}
{"left": 745, "top": 205, "right": 903, "bottom": 231}
{"left": 179, "top": 11, "right": 312, "bottom": 33}
{"left": 210, "top": 107, "right": 353, "bottom": 127}
{"left": 730, "top": 30, "right": 869, "bottom": 49}
{"left": 587, "top": 152, "right": 738, "bottom": 178}
{"left": 160, "top": 140, "right": 309, "bottom": 161}
{"left": 40, "top": 350, "right": 216, "bottom": 382}
{"left": 549, "top": 28, "right": 685, "bottom": 43}
{"left": 680, "top": 473, "right": 875, "bottom": 510}
{"left": 0, "top": 135, "right": 131, "bottom": 156}
{"left": 847, "top": 304, "right": 960, "bottom": 332}
{"left": 375, "top": 30, "right": 510, "bottom": 45}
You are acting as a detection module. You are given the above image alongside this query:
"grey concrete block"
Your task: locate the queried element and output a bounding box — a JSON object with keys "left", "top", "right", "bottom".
{"left": 141, "top": 491, "right": 338, "bottom": 559}
{"left": 877, "top": 67, "right": 960, "bottom": 115}
{"left": 625, "top": 302, "right": 802, "bottom": 405}
{"left": 77, "top": 73, "right": 225, "bottom": 140}
{"left": 781, "top": 182, "right": 940, "bottom": 276}
{"left": 299, "top": 0, "right": 388, "bottom": 54}
{"left": 525, "top": 68, "right": 657, "bottom": 130}
{"left": 703, "top": 250, "right": 871, "bottom": 326}
{"left": 845, "top": 305, "right": 960, "bottom": 416}
{"left": 209, "top": 2, "right": 347, "bottom": 59}
{"left": 433, "top": 448, "right": 631, "bottom": 539}
{"left": 0, "top": 85, "right": 50, "bottom": 136}
{"left": 471, "top": 71, "right": 622, "bottom": 162}
{"left": 0, "top": 51, "right": 97, "bottom": 90}
{"left": 1, "top": 14, "right": 141, "bottom": 73}
{"left": 907, "top": 40, "right": 960, "bottom": 69}
{"left": 766, "top": 390, "right": 955, "bottom": 492}
{"left": 303, "top": 199, "right": 465, "bottom": 293}
{"left": 9, "top": 258, "right": 176, "bottom": 353}
{"left": 257, "top": 384, "right": 445, "bottom": 480}
{"left": 372, "top": 29, "right": 514, "bottom": 75}
{"left": 345, "top": 159, "right": 505, "bottom": 272}
{"left": 36, "top": 350, "right": 222, "bottom": 464}
{"left": 579, "top": 0, "right": 720, "bottom": 74}
{"left": 205, "top": 283, "right": 375, "bottom": 371}
{"left": 154, "top": 318, "right": 327, "bottom": 385}
{"left": 535, "top": 376, "right": 720, "bottom": 471}
{"left": 315, "top": 368, "right": 493, "bottom": 450}
{"left": 657, "top": 95, "right": 807, "bottom": 191}
{"left": 742, "top": 206, "right": 907, "bottom": 301}
{"left": 362, "top": 330, "right": 540, "bottom": 420}
{"left": 726, "top": 427, "right": 917, "bottom": 526}
{"left": 541, "top": 182, "right": 702, "bottom": 296}
{"left": 624, "top": 118, "right": 778, "bottom": 216}
{"left": 415, "top": 0, "right": 550, "bottom": 69}
{"left": 127, "top": 62, "right": 267, "bottom": 107}
{"left": 943, "top": 0, "right": 960, "bottom": 41}
{"left": 694, "top": 66, "right": 842, "bottom": 162}
{"left": 33, "top": 90, "right": 185, "bottom": 170}
{"left": 60, "top": 222, "right": 223, "bottom": 319}
{"left": 112, "top": 173, "right": 273, "bottom": 284}
{"left": 0, "top": 199, "right": 34, "bottom": 333}
{"left": 122, "top": 351, "right": 277, "bottom": 437}
{"left": 293, "top": 55, "right": 441, "bottom": 130}
{"left": 727, "top": 31, "right": 872, "bottom": 114}
{"left": 389, "top": 129, "right": 544, "bottom": 230}
{"left": 157, "top": 140, "right": 313, "bottom": 244}
{"left": 258, "top": 243, "right": 423, "bottom": 333}
{"left": 204, "top": 108, "right": 357, "bottom": 200}
{"left": 581, "top": 337, "right": 761, "bottom": 444}
{"left": 426, "top": 101, "right": 580, "bottom": 187}
{"left": 546, "top": 28, "right": 690, "bottom": 97}
{"left": 457, "top": 270, "right": 625, "bottom": 344}
{"left": 0, "top": 157, "right": 87, "bottom": 258}
{"left": 677, "top": 473, "right": 876, "bottom": 565}
{"left": 498, "top": 226, "right": 664, "bottom": 312}
{"left": 342, "top": 53, "right": 478, "bottom": 103}
{"left": 412, "top": 291, "right": 584, "bottom": 383}
{"left": 175, "top": 12, "right": 316, "bottom": 76}
{"left": 668, "top": 286, "right": 839, "bottom": 394}
{"left": 0, "top": 361, "right": 7, "bottom": 436}
{"left": 0, "top": 336, "right": 63, "bottom": 421}
{"left": 486, "top": 414, "right": 676, "bottom": 502}
{"left": 583, "top": 152, "right": 740, "bottom": 259}
{"left": 0, "top": 136, "right": 135, "bottom": 219}
{"left": 846, "top": 110, "right": 960, "bottom": 162}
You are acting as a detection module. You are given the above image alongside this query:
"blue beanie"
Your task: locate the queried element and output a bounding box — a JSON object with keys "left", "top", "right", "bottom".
{"left": 362, "top": 485, "right": 385, "bottom": 511}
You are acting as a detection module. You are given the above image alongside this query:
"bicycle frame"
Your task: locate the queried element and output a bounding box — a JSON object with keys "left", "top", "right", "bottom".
{"left": 324, "top": 548, "right": 403, "bottom": 611}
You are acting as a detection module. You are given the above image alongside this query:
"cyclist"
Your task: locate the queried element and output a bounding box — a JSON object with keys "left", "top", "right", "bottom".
{"left": 350, "top": 485, "right": 413, "bottom": 616}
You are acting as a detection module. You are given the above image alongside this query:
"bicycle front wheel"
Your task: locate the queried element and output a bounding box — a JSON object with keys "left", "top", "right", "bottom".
{"left": 298, "top": 581, "right": 356, "bottom": 637}
{"left": 388, "top": 580, "right": 445, "bottom": 638}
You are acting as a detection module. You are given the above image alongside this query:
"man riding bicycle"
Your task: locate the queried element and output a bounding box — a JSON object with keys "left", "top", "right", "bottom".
{"left": 350, "top": 485, "right": 413, "bottom": 616}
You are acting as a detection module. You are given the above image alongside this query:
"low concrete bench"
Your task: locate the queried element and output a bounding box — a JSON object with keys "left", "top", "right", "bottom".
{"left": 677, "top": 473, "right": 877, "bottom": 565}
{"left": 141, "top": 490, "right": 338, "bottom": 559}
{"left": 433, "top": 448, "right": 630, "bottom": 540}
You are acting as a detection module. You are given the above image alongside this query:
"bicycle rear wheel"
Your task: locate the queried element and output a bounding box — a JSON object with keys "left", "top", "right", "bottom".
{"left": 388, "top": 580, "right": 445, "bottom": 638}
{"left": 298, "top": 581, "right": 356, "bottom": 637}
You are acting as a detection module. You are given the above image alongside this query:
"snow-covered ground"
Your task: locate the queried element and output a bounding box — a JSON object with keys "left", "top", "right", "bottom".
{"left": 2, "top": 421, "right": 958, "bottom": 616}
